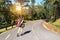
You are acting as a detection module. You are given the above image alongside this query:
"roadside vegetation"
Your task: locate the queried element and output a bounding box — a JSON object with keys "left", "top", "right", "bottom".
{"left": 52, "top": 18, "right": 60, "bottom": 28}
{"left": 0, "top": 26, "right": 16, "bottom": 33}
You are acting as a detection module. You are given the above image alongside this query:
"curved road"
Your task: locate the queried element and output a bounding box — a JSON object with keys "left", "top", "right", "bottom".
{"left": 0, "top": 20, "right": 60, "bottom": 40}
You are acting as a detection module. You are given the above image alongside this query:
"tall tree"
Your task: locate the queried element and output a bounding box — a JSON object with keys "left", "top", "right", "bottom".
{"left": 43, "top": 0, "right": 60, "bottom": 21}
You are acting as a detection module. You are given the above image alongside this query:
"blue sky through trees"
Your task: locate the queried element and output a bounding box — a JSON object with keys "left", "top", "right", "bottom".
{"left": 35, "top": 0, "right": 44, "bottom": 5}
{"left": 11, "top": 0, "right": 44, "bottom": 5}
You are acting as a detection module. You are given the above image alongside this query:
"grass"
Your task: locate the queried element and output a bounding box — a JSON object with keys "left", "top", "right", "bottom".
{"left": 51, "top": 18, "right": 60, "bottom": 28}
{"left": 55, "top": 25, "right": 60, "bottom": 28}
{"left": 7, "top": 26, "right": 13, "bottom": 29}
{"left": 0, "top": 28, "right": 6, "bottom": 33}
{"left": 0, "top": 25, "right": 16, "bottom": 34}
{"left": 44, "top": 21, "right": 60, "bottom": 34}
{"left": 52, "top": 24, "right": 60, "bottom": 28}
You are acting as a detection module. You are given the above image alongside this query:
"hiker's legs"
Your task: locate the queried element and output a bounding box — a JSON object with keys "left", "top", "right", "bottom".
{"left": 17, "top": 27, "right": 20, "bottom": 34}
{"left": 20, "top": 27, "right": 23, "bottom": 34}
{"left": 17, "top": 27, "right": 23, "bottom": 35}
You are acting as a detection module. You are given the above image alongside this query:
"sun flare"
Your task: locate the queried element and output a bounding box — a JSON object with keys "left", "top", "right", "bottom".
{"left": 16, "top": 5, "right": 21, "bottom": 11}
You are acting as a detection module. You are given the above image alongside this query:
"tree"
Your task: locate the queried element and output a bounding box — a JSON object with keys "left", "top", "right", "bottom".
{"left": 43, "top": 0, "right": 60, "bottom": 22}
{"left": 0, "top": 0, "right": 13, "bottom": 24}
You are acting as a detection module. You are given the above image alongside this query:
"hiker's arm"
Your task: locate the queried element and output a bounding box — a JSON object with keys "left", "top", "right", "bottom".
{"left": 21, "top": 20, "right": 23, "bottom": 24}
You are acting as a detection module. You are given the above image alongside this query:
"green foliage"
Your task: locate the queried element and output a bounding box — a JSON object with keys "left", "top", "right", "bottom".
{"left": 0, "top": 0, "right": 4, "bottom": 2}
{"left": 54, "top": 25, "right": 60, "bottom": 28}
{"left": 52, "top": 23, "right": 60, "bottom": 28}
{"left": 0, "top": 0, "right": 15, "bottom": 25}
{"left": 44, "top": 0, "right": 60, "bottom": 22}
{"left": 50, "top": 16, "right": 56, "bottom": 22}
{"left": 31, "top": 0, "right": 35, "bottom": 4}
{"left": 0, "top": 0, "right": 60, "bottom": 25}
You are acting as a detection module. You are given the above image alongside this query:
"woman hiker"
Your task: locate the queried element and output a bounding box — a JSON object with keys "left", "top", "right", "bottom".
{"left": 17, "top": 17, "right": 24, "bottom": 37}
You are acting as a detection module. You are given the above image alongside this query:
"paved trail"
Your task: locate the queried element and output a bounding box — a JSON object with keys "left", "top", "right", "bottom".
{"left": 0, "top": 20, "right": 60, "bottom": 40}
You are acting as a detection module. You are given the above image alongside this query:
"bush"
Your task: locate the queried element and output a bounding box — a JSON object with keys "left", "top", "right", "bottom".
{"left": 50, "top": 17, "right": 56, "bottom": 22}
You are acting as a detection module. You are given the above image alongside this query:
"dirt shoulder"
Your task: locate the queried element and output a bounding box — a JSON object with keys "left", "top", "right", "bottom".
{"left": 43, "top": 21, "right": 60, "bottom": 34}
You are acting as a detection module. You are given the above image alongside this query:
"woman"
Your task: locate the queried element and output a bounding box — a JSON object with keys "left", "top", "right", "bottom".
{"left": 17, "top": 17, "right": 24, "bottom": 37}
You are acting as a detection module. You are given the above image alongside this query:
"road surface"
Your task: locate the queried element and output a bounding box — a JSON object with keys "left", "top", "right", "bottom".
{"left": 0, "top": 20, "right": 60, "bottom": 40}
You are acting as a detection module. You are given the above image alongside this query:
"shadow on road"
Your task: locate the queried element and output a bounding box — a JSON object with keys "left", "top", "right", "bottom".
{"left": 21, "top": 30, "right": 31, "bottom": 36}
